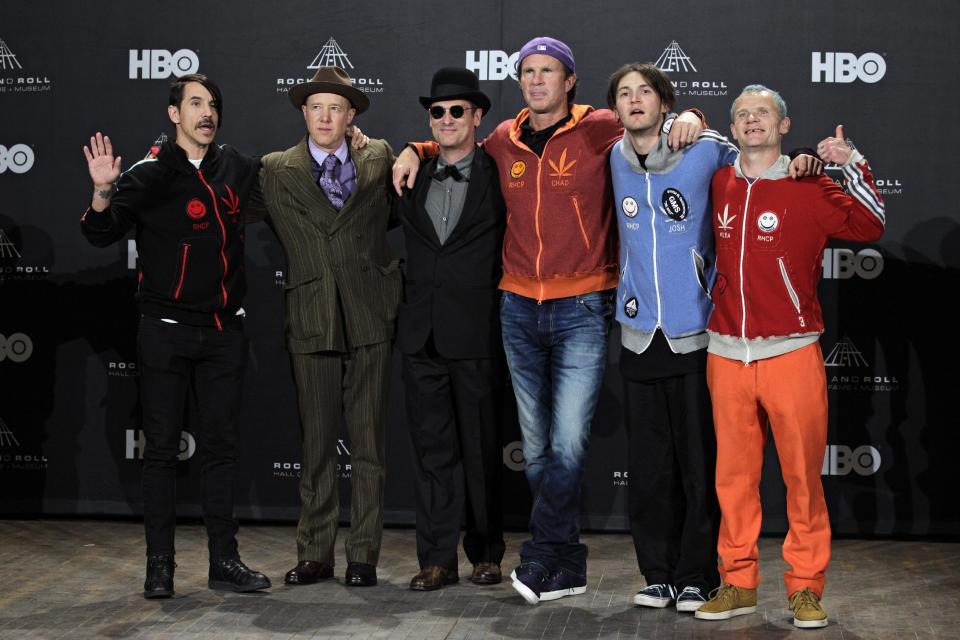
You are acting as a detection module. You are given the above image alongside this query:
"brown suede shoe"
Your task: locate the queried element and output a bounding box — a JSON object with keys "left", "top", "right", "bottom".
{"left": 284, "top": 560, "right": 334, "bottom": 585}
{"left": 409, "top": 565, "right": 459, "bottom": 591}
{"left": 470, "top": 562, "right": 502, "bottom": 585}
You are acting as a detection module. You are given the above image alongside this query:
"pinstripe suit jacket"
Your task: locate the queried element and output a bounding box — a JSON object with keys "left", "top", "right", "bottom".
{"left": 256, "top": 137, "right": 401, "bottom": 353}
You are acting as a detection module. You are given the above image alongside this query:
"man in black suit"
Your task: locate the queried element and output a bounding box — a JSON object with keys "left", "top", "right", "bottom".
{"left": 394, "top": 67, "right": 507, "bottom": 591}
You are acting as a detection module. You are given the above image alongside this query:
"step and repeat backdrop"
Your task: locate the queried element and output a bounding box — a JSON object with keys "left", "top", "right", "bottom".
{"left": 1, "top": 1, "right": 957, "bottom": 537}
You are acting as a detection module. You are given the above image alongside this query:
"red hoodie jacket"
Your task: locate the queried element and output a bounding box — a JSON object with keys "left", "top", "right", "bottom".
{"left": 483, "top": 104, "right": 621, "bottom": 301}
{"left": 707, "top": 151, "right": 885, "bottom": 363}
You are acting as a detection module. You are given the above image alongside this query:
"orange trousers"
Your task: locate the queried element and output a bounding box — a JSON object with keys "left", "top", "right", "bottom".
{"left": 706, "top": 342, "right": 830, "bottom": 597}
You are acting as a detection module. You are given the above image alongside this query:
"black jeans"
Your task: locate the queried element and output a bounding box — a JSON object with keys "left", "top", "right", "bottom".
{"left": 623, "top": 371, "right": 720, "bottom": 592}
{"left": 137, "top": 315, "right": 246, "bottom": 558}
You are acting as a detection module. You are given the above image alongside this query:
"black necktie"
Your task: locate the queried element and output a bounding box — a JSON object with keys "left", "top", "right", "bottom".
{"left": 432, "top": 164, "right": 467, "bottom": 182}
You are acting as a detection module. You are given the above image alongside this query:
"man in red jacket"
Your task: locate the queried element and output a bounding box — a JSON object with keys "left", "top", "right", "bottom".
{"left": 695, "top": 85, "right": 885, "bottom": 628}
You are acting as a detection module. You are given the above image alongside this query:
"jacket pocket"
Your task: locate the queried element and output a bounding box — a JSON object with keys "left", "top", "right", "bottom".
{"left": 570, "top": 194, "right": 591, "bottom": 251}
{"left": 691, "top": 248, "right": 710, "bottom": 298}
{"left": 777, "top": 256, "right": 801, "bottom": 314}
{"left": 375, "top": 258, "right": 401, "bottom": 275}
{"left": 170, "top": 242, "right": 191, "bottom": 300}
{"left": 283, "top": 274, "right": 324, "bottom": 340}
{"left": 577, "top": 290, "right": 614, "bottom": 319}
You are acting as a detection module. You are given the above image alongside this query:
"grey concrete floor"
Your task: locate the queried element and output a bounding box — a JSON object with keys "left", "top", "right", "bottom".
{"left": 0, "top": 520, "right": 956, "bottom": 639}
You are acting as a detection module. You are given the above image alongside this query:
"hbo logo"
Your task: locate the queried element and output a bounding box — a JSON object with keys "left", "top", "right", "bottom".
{"left": 0, "top": 144, "right": 35, "bottom": 174}
{"left": 812, "top": 52, "right": 886, "bottom": 84}
{"left": 466, "top": 50, "right": 519, "bottom": 81}
{"left": 125, "top": 429, "right": 195, "bottom": 461}
{"left": 822, "top": 445, "right": 881, "bottom": 476}
{"left": 822, "top": 248, "right": 884, "bottom": 280}
{"left": 129, "top": 49, "right": 199, "bottom": 79}
{"left": 502, "top": 440, "right": 526, "bottom": 471}
{"left": 0, "top": 333, "right": 33, "bottom": 363}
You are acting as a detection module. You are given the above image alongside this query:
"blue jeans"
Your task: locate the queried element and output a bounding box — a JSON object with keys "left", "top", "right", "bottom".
{"left": 500, "top": 290, "right": 613, "bottom": 574}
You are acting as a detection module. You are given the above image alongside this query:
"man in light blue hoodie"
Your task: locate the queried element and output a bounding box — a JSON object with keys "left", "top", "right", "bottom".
{"left": 608, "top": 63, "right": 817, "bottom": 614}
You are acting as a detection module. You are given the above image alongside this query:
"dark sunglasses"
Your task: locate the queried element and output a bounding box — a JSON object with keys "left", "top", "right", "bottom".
{"left": 429, "top": 105, "right": 475, "bottom": 119}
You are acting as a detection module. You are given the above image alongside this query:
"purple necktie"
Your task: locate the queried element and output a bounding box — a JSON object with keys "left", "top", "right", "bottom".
{"left": 319, "top": 154, "right": 344, "bottom": 210}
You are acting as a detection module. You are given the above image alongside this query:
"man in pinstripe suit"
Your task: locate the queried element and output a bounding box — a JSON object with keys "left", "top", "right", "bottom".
{"left": 251, "top": 66, "right": 399, "bottom": 587}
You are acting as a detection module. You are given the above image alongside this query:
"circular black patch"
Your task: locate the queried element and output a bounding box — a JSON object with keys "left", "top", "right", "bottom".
{"left": 661, "top": 188, "right": 688, "bottom": 221}
{"left": 624, "top": 297, "right": 638, "bottom": 318}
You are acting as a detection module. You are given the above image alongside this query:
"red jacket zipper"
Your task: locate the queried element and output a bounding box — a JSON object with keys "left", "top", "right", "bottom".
{"left": 173, "top": 243, "right": 191, "bottom": 300}
{"left": 196, "top": 168, "right": 230, "bottom": 331}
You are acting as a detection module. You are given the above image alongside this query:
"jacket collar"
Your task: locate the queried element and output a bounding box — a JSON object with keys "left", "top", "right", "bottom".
{"left": 408, "top": 145, "right": 492, "bottom": 248}
{"left": 276, "top": 137, "right": 373, "bottom": 232}
{"left": 508, "top": 103, "right": 593, "bottom": 145}
{"left": 733, "top": 154, "right": 790, "bottom": 181}
{"left": 617, "top": 113, "right": 684, "bottom": 175}
{"left": 157, "top": 139, "right": 222, "bottom": 175}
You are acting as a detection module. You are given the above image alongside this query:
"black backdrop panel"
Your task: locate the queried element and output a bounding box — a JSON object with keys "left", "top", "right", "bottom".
{"left": 2, "top": 1, "right": 958, "bottom": 537}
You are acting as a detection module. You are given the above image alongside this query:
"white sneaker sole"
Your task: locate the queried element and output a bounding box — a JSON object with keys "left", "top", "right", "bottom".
{"left": 540, "top": 585, "right": 587, "bottom": 601}
{"left": 509, "top": 570, "right": 541, "bottom": 605}
{"left": 695, "top": 605, "right": 757, "bottom": 620}
{"left": 794, "top": 617, "right": 829, "bottom": 628}
{"left": 675, "top": 599, "right": 706, "bottom": 612}
{"left": 633, "top": 594, "right": 673, "bottom": 608}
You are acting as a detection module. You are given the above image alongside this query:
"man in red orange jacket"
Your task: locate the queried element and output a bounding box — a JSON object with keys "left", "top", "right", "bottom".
{"left": 695, "top": 84, "right": 885, "bottom": 629}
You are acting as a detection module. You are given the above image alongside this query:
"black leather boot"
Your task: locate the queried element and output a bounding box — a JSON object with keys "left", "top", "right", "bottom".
{"left": 143, "top": 553, "right": 176, "bottom": 599}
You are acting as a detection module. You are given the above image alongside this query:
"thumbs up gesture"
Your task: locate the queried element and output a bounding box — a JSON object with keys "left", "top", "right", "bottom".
{"left": 816, "top": 124, "right": 853, "bottom": 165}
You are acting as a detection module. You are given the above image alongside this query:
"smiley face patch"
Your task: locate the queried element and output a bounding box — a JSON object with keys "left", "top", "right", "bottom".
{"left": 757, "top": 211, "right": 779, "bottom": 233}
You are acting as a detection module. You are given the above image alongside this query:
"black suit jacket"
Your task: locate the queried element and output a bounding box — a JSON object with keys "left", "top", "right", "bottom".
{"left": 395, "top": 147, "right": 506, "bottom": 359}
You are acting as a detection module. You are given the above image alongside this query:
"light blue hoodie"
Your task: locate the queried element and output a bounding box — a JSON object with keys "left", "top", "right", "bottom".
{"left": 611, "top": 128, "right": 738, "bottom": 354}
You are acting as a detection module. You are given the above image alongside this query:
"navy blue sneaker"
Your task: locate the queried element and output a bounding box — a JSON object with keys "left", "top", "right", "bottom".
{"left": 539, "top": 567, "right": 587, "bottom": 601}
{"left": 633, "top": 583, "right": 677, "bottom": 608}
{"left": 676, "top": 585, "right": 708, "bottom": 612}
{"left": 510, "top": 562, "right": 548, "bottom": 605}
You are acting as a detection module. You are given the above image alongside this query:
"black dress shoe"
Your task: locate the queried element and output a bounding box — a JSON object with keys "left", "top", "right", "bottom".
{"left": 208, "top": 557, "right": 272, "bottom": 592}
{"left": 410, "top": 565, "right": 459, "bottom": 591}
{"left": 143, "top": 553, "right": 176, "bottom": 599}
{"left": 344, "top": 561, "right": 377, "bottom": 587}
{"left": 470, "top": 562, "right": 502, "bottom": 585}
{"left": 284, "top": 560, "right": 334, "bottom": 585}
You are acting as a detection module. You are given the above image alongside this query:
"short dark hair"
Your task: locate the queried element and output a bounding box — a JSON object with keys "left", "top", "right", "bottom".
{"left": 169, "top": 73, "right": 223, "bottom": 125}
{"left": 606, "top": 62, "right": 675, "bottom": 113}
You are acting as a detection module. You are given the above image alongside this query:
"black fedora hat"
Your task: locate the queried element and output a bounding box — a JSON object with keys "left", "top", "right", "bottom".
{"left": 419, "top": 67, "right": 491, "bottom": 116}
{"left": 289, "top": 66, "right": 370, "bottom": 113}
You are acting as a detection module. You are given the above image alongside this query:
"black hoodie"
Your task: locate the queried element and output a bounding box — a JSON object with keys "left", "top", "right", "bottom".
{"left": 81, "top": 140, "right": 261, "bottom": 327}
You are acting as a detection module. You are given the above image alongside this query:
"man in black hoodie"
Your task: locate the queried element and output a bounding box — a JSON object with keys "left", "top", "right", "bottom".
{"left": 81, "top": 74, "right": 270, "bottom": 599}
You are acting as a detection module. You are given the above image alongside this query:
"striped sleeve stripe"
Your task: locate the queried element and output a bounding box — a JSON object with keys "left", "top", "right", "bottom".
{"left": 698, "top": 129, "right": 739, "bottom": 152}
{"left": 115, "top": 157, "right": 158, "bottom": 193}
{"left": 843, "top": 162, "right": 885, "bottom": 223}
